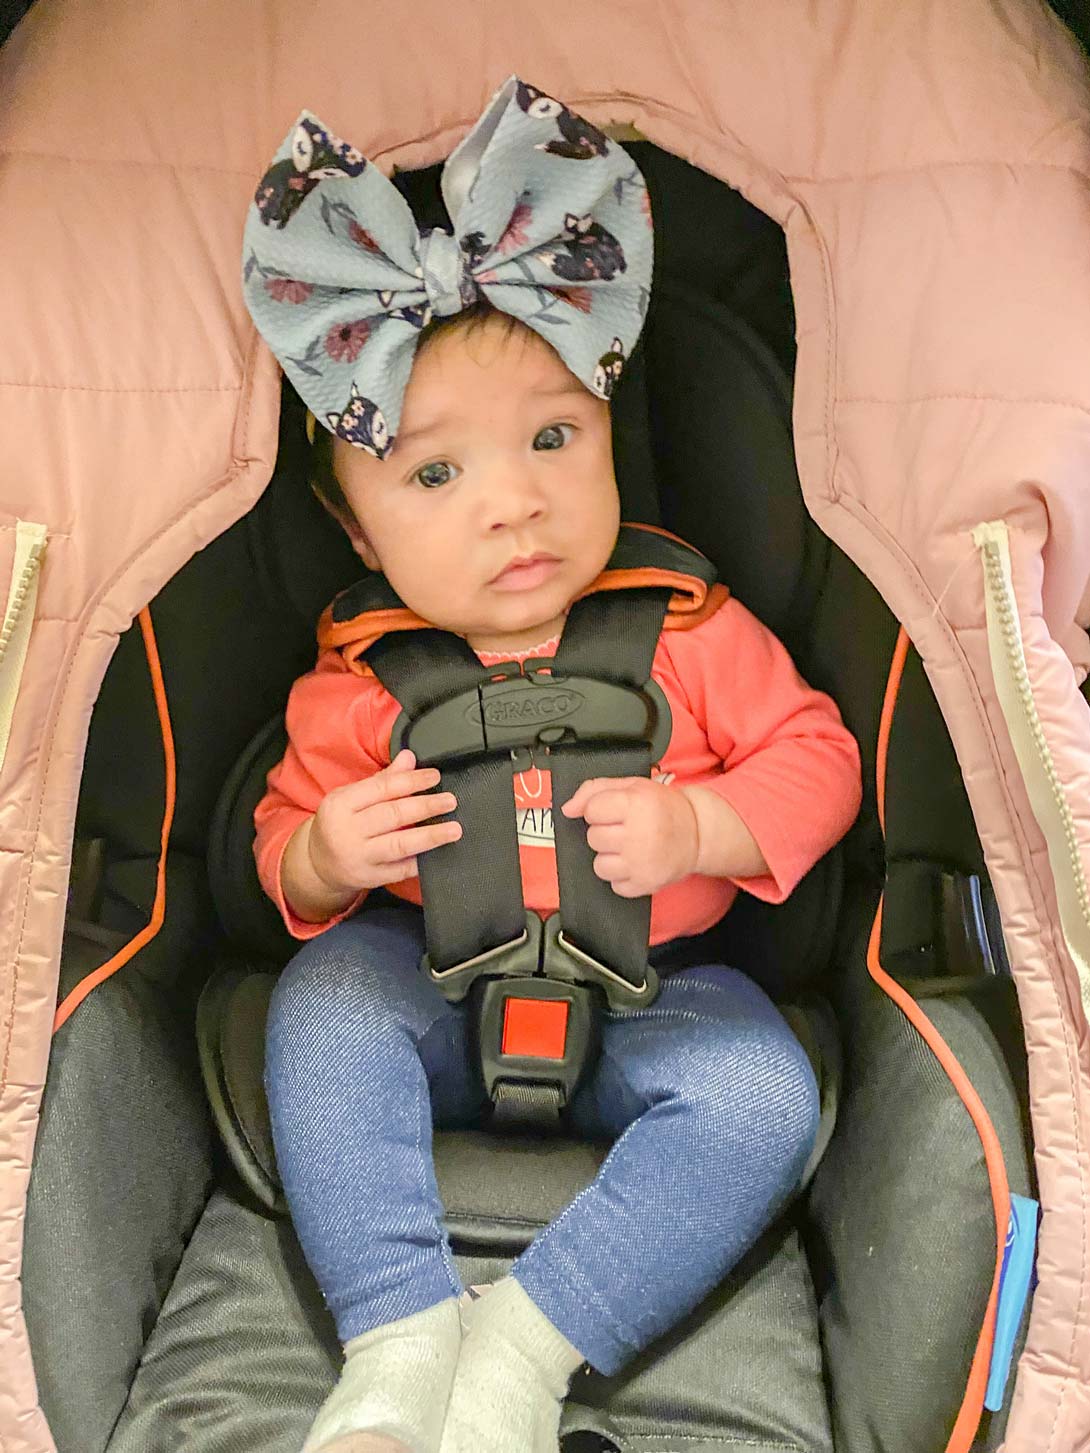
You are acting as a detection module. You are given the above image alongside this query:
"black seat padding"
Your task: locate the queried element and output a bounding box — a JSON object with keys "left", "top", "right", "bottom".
{"left": 198, "top": 953, "right": 842, "bottom": 1248}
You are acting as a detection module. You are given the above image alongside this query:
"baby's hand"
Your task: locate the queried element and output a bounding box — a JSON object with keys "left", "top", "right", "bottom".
{"left": 560, "top": 776, "right": 699, "bottom": 898}
{"left": 308, "top": 748, "right": 461, "bottom": 895}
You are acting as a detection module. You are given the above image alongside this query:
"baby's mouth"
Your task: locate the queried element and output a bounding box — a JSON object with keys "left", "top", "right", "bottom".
{"left": 489, "top": 552, "right": 562, "bottom": 591}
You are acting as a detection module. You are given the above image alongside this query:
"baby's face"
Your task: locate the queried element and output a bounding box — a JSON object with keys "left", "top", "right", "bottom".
{"left": 332, "top": 317, "right": 620, "bottom": 653}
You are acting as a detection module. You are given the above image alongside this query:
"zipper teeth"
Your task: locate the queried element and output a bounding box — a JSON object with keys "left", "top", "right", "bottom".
{"left": 0, "top": 535, "right": 46, "bottom": 670}
{"left": 980, "top": 534, "right": 1090, "bottom": 928}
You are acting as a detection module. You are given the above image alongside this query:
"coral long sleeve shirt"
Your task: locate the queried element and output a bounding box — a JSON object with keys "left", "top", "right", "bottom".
{"left": 254, "top": 595, "right": 862, "bottom": 945}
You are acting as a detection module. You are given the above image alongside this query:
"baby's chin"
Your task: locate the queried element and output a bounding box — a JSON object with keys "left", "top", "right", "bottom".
{"left": 429, "top": 596, "right": 570, "bottom": 653}
{"left": 452, "top": 609, "right": 567, "bottom": 650}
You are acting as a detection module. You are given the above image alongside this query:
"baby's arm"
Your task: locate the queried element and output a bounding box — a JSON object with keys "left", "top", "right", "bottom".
{"left": 254, "top": 657, "right": 460, "bottom": 936}
{"left": 681, "top": 784, "right": 769, "bottom": 879}
{"left": 562, "top": 598, "right": 861, "bottom": 900}
{"left": 681, "top": 598, "right": 862, "bottom": 902}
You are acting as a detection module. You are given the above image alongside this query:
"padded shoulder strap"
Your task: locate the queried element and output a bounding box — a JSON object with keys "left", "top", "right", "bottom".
{"left": 594, "top": 522, "right": 716, "bottom": 589}
{"left": 358, "top": 526, "right": 688, "bottom": 994}
{"left": 317, "top": 523, "right": 727, "bottom": 675}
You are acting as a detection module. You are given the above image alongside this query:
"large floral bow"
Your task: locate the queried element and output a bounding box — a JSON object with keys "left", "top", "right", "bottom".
{"left": 241, "top": 74, "right": 653, "bottom": 459}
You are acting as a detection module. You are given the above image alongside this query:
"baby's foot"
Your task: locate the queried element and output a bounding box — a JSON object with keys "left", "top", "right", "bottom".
{"left": 439, "top": 1277, "right": 585, "bottom": 1453}
{"left": 303, "top": 1298, "right": 461, "bottom": 1453}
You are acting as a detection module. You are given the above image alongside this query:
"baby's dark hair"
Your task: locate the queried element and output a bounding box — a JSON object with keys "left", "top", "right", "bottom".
{"left": 309, "top": 299, "right": 530, "bottom": 519}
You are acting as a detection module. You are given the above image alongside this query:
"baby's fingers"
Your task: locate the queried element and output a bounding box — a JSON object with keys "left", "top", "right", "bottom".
{"left": 561, "top": 778, "right": 607, "bottom": 819}
{"left": 339, "top": 763, "right": 444, "bottom": 811}
{"left": 592, "top": 855, "right": 646, "bottom": 899}
{"left": 586, "top": 824, "right": 625, "bottom": 854}
{"left": 561, "top": 778, "right": 641, "bottom": 822}
{"left": 369, "top": 819, "right": 463, "bottom": 865}
{"left": 372, "top": 855, "right": 419, "bottom": 885}
{"left": 359, "top": 789, "right": 458, "bottom": 840}
{"left": 592, "top": 852, "right": 628, "bottom": 883}
{"left": 607, "top": 878, "right": 644, "bottom": 899}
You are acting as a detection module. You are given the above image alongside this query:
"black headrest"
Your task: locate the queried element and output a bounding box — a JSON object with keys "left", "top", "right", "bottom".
{"left": 647, "top": 279, "right": 829, "bottom": 665}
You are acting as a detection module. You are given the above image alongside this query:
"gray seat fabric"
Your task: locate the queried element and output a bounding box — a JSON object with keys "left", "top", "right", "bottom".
{"left": 22, "top": 857, "right": 216, "bottom": 1453}
{"left": 107, "top": 1190, "right": 833, "bottom": 1453}
{"left": 30, "top": 872, "right": 1032, "bottom": 1453}
{"left": 807, "top": 898, "right": 1035, "bottom": 1453}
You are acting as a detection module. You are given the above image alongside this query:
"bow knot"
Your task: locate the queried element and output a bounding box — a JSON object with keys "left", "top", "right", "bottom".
{"left": 242, "top": 75, "right": 653, "bottom": 459}
{"left": 419, "top": 228, "right": 479, "bottom": 319}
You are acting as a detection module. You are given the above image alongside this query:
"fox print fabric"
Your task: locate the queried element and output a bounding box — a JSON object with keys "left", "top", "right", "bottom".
{"left": 242, "top": 75, "right": 654, "bottom": 457}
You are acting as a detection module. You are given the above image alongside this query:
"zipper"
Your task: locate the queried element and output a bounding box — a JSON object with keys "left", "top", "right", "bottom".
{"left": 0, "top": 520, "right": 48, "bottom": 774}
{"left": 973, "top": 520, "right": 1090, "bottom": 1016}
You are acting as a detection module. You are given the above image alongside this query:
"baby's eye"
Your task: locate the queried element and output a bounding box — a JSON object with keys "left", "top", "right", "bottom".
{"left": 533, "top": 423, "right": 574, "bottom": 451}
{"left": 414, "top": 460, "right": 457, "bottom": 489}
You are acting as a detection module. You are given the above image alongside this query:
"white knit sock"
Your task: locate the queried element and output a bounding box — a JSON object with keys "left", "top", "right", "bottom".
{"left": 439, "top": 1277, "right": 586, "bottom": 1453}
{"left": 303, "top": 1298, "right": 462, "bottom": 1453}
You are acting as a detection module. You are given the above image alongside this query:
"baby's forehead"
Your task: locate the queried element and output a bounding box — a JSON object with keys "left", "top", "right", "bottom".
{"left": 415, "top": 329, "right": 596, "bottom": 398}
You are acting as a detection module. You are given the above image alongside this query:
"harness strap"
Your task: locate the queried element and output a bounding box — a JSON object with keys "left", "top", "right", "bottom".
{"left": 355, "top": 527, "right": 718, "bottom": 1122}
{"left": 366, "top": 629, "right": 527, "bottom": 972}
{"left": 362, "top": 586, "right": 673, "bottom": 996}
{"left": 549, "top": 587, "right": 673, "bottom": 988}
{"left": 491, "top": 1080, "right": 564, "bottom": 1129}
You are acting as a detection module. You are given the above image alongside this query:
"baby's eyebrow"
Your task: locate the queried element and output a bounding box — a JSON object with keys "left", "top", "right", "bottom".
{"left": 398, "top": 385, "right": 591, "bottom": 446}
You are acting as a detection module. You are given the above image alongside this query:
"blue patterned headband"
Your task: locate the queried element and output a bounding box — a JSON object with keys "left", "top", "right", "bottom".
{"left": 241, "top": 74, "right": 653, "bottom": 460}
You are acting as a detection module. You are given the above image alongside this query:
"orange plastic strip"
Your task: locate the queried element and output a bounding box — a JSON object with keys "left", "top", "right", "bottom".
{"left": 53, "top": 606, "right": 176, "bottom": 1033}
{"left": 868, "top": 627, "right": 1010, "bottom": 1452}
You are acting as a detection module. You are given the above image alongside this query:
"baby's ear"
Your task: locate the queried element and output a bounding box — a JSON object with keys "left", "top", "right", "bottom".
{"left": 346, "top": 520, "right": 382, "bottom": 572}
{"left": 309, "top": 484, "right": 381, "bottom": 570}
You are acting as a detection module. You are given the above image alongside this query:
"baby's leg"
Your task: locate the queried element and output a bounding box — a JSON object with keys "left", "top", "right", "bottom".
{"left": 440, "top": 964, "right": 818, "bottom": 1453}
{"left": 517, "top": 963, "right": 820, "bottom": 1372}
{"left": 265, "top": 905, "right": 486, "bottom": 1453}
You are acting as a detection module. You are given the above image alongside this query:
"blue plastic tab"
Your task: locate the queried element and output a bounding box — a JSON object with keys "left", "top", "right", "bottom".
{"left": 984, "top": 1193, "right": 1039, "bottom": 1412}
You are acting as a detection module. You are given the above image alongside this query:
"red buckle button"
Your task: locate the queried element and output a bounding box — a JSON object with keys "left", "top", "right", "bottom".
{"left": 501, "top": 997, "right": 570, "bottom": 1059}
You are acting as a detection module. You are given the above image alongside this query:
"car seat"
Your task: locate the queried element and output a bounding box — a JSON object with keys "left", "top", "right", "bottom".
{"left": 22, "top": 147, "right": 1033, "bottom": 1453}
{"left": 5, "top": 4, "right": 1090, "bottom": 1452}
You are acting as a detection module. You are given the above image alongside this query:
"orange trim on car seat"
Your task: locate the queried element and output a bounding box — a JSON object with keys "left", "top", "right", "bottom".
{"left": 665, "top": 579, "right": 730, "bottom": 629}
{"left": 318, "top": 602, "right": 432, "bottom": 653}
{"left": 573, "top": 569, "right": 726, "bottom": 625}
{"left": 52, "top": 607, "right": 176, "bottom": 1034}
{"left": 869, "top": 626, "right": 1010, "bottom": 1453}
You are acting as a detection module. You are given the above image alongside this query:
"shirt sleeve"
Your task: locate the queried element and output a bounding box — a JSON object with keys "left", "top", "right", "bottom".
{"left": 662, "top": 597, "right": 863, "bottom": 903}
{"left": 253, "top": 651, "right": 388, "bottom": 939}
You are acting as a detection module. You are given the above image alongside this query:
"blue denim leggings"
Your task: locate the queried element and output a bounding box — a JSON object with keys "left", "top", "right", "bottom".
{"left": 265, "top": 905, "right": 819, "bottom": 1376}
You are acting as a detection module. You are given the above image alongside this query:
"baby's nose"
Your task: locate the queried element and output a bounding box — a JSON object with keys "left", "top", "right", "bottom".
{"left": 486, "top": 476, "right": 547, "bottom": 530}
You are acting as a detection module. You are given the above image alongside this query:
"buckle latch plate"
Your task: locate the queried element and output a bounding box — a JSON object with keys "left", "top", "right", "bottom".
{"left": 422, "top": 910, "right": 658, "bottom": 1011}
{"left": 390, "top": 659, "right": 672, "bottom": 770}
